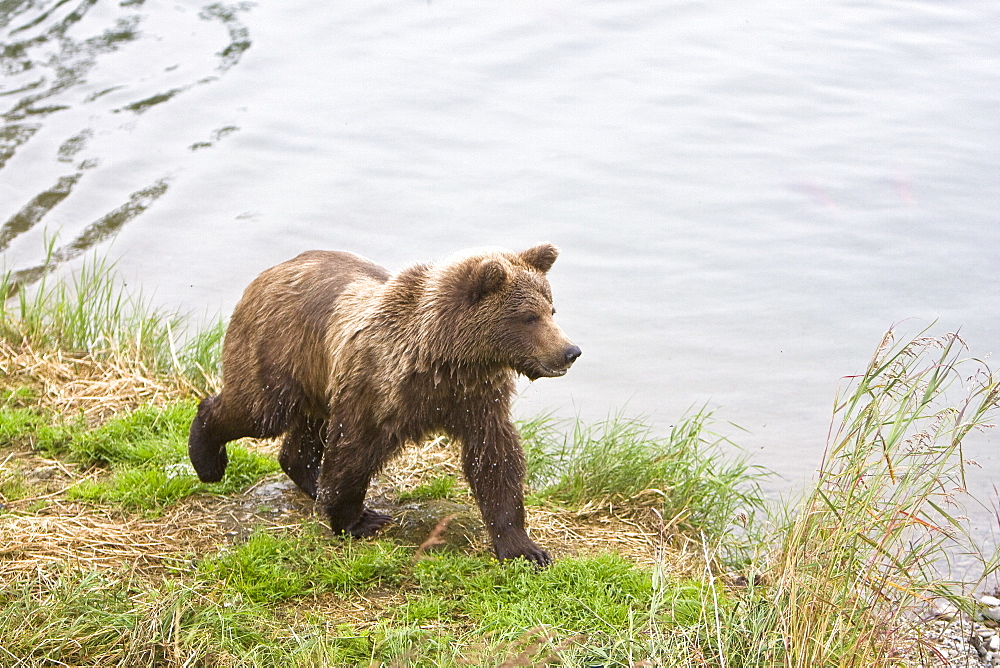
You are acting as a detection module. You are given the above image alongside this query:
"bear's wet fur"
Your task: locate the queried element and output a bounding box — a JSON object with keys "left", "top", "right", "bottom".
{"left": 188, "top": 243, "right": 580, "bottom": 565}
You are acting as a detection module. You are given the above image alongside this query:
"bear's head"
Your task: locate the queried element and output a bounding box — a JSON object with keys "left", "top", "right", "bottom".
{"left": 429, "top": 243, "right": 581, "bottom": 381}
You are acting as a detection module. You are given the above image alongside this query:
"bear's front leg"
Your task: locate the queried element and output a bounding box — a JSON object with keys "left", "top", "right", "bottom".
{"left": 316, "top": 430, "right": 395, "bottom": 537}
{"left": 458, "top": 419, "right": 551, "bottom": 567}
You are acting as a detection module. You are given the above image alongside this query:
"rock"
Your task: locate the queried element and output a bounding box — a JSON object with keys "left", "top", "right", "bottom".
{"left": 975, "top": 596, "right": 1000, "bottom": 627}
{"left": 918, "top": 616, "right": 993, "bottom": 666}
{"left": 386, "top": 499, "right": 483, "bottom": 551}
{"left": 929, "top": 598, "right": 960, "bottom": 621}
{"left": 971, "top": 625, "right": 1000, "bottom": 666}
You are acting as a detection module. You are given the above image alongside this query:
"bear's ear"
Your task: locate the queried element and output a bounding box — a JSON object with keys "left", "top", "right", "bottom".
{"left": 471, "top": 259, "right": 509, "bottom": 301}
{"left": 519, "top": 243, "right": 559, "bottom": 273}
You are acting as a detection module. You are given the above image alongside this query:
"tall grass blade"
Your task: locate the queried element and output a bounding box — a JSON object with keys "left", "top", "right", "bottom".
{"left": 763, "top": 327, "right": 1000, "bottom": 666}
{"left": 1, "top": 249, "right": 223, "bottom": 393}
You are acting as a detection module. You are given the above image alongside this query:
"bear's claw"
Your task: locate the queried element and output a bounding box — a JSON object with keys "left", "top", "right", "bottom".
{"left": 345, "top": 508, "right": 394, "bottom": 538}
{"left": 495, "top": 538, "right": 552, "bottom": 568}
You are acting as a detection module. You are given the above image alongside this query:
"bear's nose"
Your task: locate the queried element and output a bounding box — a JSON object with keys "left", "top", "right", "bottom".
{"left": 564, "top": 345, "right": 582, "bottom": 365}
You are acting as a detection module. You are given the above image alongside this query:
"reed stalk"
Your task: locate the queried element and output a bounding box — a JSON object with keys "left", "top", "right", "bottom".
{"left": 758, "top": 328, "right": 999, "bottom": 666}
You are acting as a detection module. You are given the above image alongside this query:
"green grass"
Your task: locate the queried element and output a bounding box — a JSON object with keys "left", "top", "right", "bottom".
{"left": 0, "top": 544, "right": 721, "bottom": 667}
{"left": 0, "top": 570, "right": 149, "bottom": 665}
{"left": 68, "top": 401, "right": 195, "bottom": 466}
{"left": 394, "top": 552, "right": 715, "bottom": 666}
{"left": 0, "top": 401, "right": 278, "bottom": 511}
{"left": 0, "top": 404, "right": 80, "bottom": 454}
{"left": 397, "top": 473, "right": 460, "bottom": 502}
{"left": 522, "top": 409, "right": 766, "bottom": 559}
{"left": 197, "top": 525, "right": 408, "bottom": 603}
{"left": 0, "top": 567, "right": 321, "bottom": 666}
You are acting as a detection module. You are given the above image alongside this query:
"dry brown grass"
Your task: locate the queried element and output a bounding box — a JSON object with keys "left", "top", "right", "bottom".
{"left": 1, "top": 500, "right": 215, "bottom": 579}
{"left": 0, "top": 339, "right": 195, "bottom": 424}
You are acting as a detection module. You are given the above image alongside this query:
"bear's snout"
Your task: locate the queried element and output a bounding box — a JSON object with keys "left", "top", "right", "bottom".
{"left": 537, "top": 343, "right": 581, "bottom": 378}
{"left": 564, "top": 344, "right": 582, "bottom": 365}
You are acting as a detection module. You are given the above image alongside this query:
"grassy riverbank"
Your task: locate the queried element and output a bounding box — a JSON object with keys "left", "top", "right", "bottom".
{"left": 2, "top": 260, "right": 998, "bottom": 666}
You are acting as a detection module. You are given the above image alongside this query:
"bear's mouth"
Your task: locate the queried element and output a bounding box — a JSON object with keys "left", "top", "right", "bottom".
{"left": 526, "top": 362, "right": 570, "bottom": 380}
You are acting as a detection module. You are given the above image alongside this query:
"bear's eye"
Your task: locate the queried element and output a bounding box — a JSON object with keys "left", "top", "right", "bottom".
{"left": 523, "top": 313, "right": 540, "bottom": 325}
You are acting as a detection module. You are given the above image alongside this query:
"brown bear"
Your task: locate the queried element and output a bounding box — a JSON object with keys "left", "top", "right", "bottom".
{"left": 188, "top": 243, "right": 580, "bottom": 565}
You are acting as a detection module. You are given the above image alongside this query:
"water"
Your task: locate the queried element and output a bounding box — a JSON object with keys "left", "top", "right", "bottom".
{"left": 2, "top": 1, "right": 998, "bottom": 556}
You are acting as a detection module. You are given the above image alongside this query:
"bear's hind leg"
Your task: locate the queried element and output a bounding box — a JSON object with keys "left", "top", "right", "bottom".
{"left": 278, "top": 418, "right": 325, "bottom": 499}
{"left": 189, "top": 396, "right": 230, "bottom": 482}
{"left": 188, "top": 395, "right": 268, "bottom": 482}
{"left": 316, "top": 430, "right": 397, "bottom": 537}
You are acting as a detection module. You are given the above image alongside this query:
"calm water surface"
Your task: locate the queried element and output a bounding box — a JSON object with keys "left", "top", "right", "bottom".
{"left": 2, "top": 1, "right": 998, "bottom": 556}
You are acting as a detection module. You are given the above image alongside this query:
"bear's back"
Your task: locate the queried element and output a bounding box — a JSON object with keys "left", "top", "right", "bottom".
{"left": 286, "top": 250, "right": 391, "bottom": 288}
{"left": 221, "top": 250, "right": 391, "bottom": 408}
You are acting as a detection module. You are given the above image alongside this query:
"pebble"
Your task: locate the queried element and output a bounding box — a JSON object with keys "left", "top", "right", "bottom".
{"left": 967, "top": 622, "right": 1000, "bottom": 666}
{"left": 920, "top": 597, "right": 1000, "bottom": 667}
{"left": 976, "top": 595, "right": 1000, "bottom": 627}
